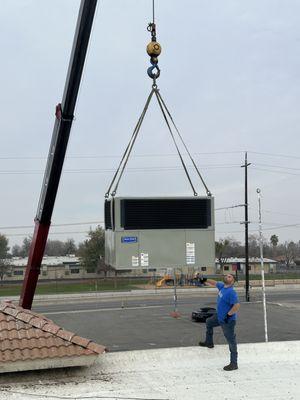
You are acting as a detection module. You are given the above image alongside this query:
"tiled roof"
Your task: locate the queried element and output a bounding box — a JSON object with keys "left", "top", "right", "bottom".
{"left": 0, "top": 301, "right": 105, "bottom": 368}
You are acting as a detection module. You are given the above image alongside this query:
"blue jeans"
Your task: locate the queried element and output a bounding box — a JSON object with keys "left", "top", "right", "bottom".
{"left": 205, "top": 313, "right": 238, "bottom": 365}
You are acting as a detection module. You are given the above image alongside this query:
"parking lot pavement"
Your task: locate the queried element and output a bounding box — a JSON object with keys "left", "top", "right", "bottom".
{"left": 44, "top": 296, "right": 300, "bottom": 352}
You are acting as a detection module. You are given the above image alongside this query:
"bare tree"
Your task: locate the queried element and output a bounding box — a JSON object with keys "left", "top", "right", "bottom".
{"left": 215, "top": 239, "right": 230, "bottom": 269}
{"left": 64, "top": 238, "right": 77, "bottom": 255}
{"left": 0, "top": 234, "right": 10, "bottom": 283}
{"left": 282, "top": 241, "right": 297, "bottom": 268}
{"left": 0, "top": 262, "right": 11, "bottom": 283}
{"left": 11, "top": 244, "right": 22, "bottom": 257}
{"left": 21, "top": 236, "right": 32, "bottom": 257}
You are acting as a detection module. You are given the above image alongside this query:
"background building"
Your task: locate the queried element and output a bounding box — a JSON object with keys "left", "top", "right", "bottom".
{"left": 216, "top": 257, "right": 277, "bottom": 275}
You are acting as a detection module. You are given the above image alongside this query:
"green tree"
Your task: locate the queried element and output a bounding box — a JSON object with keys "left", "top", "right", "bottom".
{"left": 78, "top": 226, "right": 105, "bottom": 272}
{"left": 270, "top": 235, "right": 279, "bottom": 248}
{"left": 0, "top": 234, "right": 10, "bottom": 282}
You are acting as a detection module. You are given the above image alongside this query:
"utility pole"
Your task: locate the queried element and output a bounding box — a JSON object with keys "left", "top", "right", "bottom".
{"left": 241, "top": 152, "right": 251, "bottom": 302}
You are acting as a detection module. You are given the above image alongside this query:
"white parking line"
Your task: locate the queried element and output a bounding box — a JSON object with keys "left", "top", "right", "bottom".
{"left": 43, "top": 305, "right": 167, "bottom": 315}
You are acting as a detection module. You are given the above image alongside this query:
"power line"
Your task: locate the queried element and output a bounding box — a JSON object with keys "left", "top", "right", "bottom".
{"left": 4, "top": 230, "right": 93, "bottom": 237}
{"left": 249, "top": 207, "right": 300, "bottom": 219}
{"left": 249, "top": 151, "right": 300, "bottom": 160}
{"left": 3, "top": 151, "right": 300, "bottom": 162}
{"left": 0, "top": 164, "right": 241, "bottom": 175}
{"left": 215, "top": 204, "right": 245, "bottom": 211}
{"left": 3, "top": 220, "right": 245, "bottom": 237}
{"left": 0, "top": 221, "right": 103, "bottom": 230}
{"left": 252, "top": 167, "right": 300, "bottom": 176}
{"left": 217, "top": 221, "right": 300, "bottom": 235}
{"left": 255, "top": 163, "right": 300, "bottom": 171}
{"left": 0, "top": 151, "right": 244, "bottom": 161}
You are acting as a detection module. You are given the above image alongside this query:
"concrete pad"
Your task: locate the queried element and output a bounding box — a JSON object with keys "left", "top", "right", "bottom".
{"left": 0, "top": 341, "right": 299, "bottom": 399}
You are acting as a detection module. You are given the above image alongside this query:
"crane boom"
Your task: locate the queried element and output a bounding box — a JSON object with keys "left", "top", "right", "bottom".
{"left": 19, "top": 0, "right": 98, "bottom": 309}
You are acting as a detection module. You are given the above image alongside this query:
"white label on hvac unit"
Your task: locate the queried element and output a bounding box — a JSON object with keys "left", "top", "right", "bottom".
{"left": 186, "top": 243, "right": 195, "bottom": 264}
{"left": 140, "top": 253, "right": 149, "bottom": 267}
{"left": 132, "top": 256, "right": 139, "bottom": 267}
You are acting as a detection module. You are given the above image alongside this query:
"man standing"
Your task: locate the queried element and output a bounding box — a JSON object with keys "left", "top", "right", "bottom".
{"left": 199, "top": 274, "right": 240, "bottom": 371}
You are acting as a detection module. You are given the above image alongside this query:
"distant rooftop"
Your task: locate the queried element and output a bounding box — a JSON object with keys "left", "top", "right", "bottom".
{"left": 216, "top": 257, "right": 277, "bottom": 264}
{"left": 7, "top": 255, "right": 80, "bottom": 267}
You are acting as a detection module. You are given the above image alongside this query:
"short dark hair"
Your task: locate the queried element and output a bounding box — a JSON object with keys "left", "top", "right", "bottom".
{"left": 226, "top": 273, "right": 235, "bottom": 281}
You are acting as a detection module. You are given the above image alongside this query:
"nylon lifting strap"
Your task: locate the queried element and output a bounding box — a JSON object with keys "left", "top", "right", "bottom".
{"left": 105, "top": 84, "right": 211, "bottom": 198}
{"left": 105, "top": 88, "right": 155, "bottom": 198}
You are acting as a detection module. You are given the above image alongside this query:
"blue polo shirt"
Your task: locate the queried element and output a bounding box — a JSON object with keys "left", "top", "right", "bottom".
{"left": 216, "top": 282, "right": 239, "bottom": 323}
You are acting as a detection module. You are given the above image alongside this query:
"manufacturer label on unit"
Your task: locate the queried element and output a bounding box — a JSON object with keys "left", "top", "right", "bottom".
{"left": 186, "top": 242, "right": 195, "bottom": 264}
{"left": 121, "top": 236, "right": 138, "bottom": 243}
{"left": 132, "top": 256, "right": 139, "bottom": 267}
{"left": 140, "top": 253, "right": 149, "bottom": 267}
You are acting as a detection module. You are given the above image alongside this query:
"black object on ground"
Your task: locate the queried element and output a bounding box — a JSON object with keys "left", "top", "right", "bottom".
{"left": 192, "top": 307, "right": 216, "bottom": 323}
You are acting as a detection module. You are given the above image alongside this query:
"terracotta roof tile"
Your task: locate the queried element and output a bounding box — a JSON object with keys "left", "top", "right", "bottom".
{"left": 0, "top": 301, "right": 106, "bottom": 369}
{"left": 29, "top": 317, "right": 47, "bottom": 330}
{"left": 0, "top": 313, "right": 6, "bottom": 322}
{"left": 0, "top": 303, "right": 9, "bottom": 312}
{"left": 56, "top": 329, "right": 75, "bottom": 342}
{"left": 87, "top": 341, "right": 107, "bottom": 354}
{"left": 2, "top": 305, "right": 20, "bottom": 317}
{"left": 42, "top": 323, "right": 61, "bottom": 335}
{"left": 17, "top": 312, "right": 35, "bottom": 324}
{"left": 71, "top": 335, "right": 90, "bottom": 348}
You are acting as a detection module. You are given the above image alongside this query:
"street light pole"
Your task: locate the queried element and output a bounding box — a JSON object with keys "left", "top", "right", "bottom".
{"left": 257, "top": 188, "right": 268, "bottom": 342}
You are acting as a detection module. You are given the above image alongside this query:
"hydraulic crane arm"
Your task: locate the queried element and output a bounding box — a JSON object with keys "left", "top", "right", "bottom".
{"left": 19, "top": 0, "right": 98, "bottom": 309}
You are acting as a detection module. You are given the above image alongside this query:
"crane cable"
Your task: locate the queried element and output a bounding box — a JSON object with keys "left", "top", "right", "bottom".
{"left": 105, "top": 0, "right": 211, "bottom": 198}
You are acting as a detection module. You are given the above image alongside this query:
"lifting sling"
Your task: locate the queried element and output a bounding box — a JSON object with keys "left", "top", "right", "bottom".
{"left": 105, "top": 0, "right": 211, "bottom": 199}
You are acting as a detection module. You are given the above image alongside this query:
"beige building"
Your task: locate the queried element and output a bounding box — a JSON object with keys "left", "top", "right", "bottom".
{"left": 216, "top": 257, "right": 277, "bottom": 275}
{"left": 1, "top": 255, "right": 99, "bottom": 281}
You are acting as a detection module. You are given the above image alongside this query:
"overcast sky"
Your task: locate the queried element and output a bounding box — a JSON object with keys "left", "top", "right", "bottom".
{"left": 1, "top": 0, "right": 300, "bottom": 248}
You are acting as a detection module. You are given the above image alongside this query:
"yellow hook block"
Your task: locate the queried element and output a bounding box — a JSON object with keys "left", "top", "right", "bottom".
{"left": 147, "top": 41, "right": 162, "bottom": 57}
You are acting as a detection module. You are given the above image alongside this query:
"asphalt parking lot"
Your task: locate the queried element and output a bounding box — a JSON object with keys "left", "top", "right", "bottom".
{"left": 34, "top": 289, "right": 300, "bottom": 351}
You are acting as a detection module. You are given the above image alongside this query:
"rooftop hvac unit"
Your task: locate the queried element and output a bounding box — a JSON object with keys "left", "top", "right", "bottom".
{"left": 105, "top": 196, "right": 215, "bottom": 270}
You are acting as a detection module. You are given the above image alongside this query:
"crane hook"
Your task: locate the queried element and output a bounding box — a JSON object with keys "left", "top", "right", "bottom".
{"left": 147, "top": 64, "right": 160, "bottom": 79}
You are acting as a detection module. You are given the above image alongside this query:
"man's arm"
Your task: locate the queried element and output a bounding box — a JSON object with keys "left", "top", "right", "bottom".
{"left": 228, "top": 303, "right": 240, "bottom": 316}
{"left": 205, "top": 279, "right": 217, "bottom": 287}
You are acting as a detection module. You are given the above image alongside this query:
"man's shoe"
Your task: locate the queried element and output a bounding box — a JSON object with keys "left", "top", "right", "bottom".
{"left": 198, "top": 341, "right": 214, "bottom": 348}
{"left": 223, "top": 363, "right": 238, "bottom": 371}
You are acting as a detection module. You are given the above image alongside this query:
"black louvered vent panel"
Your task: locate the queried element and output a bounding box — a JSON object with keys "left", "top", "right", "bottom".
{"left": 120, "top": 198, "right": 211, "bottom": 230}
{"left": 105, "top": 200, "right": 112, "bottom": 229}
